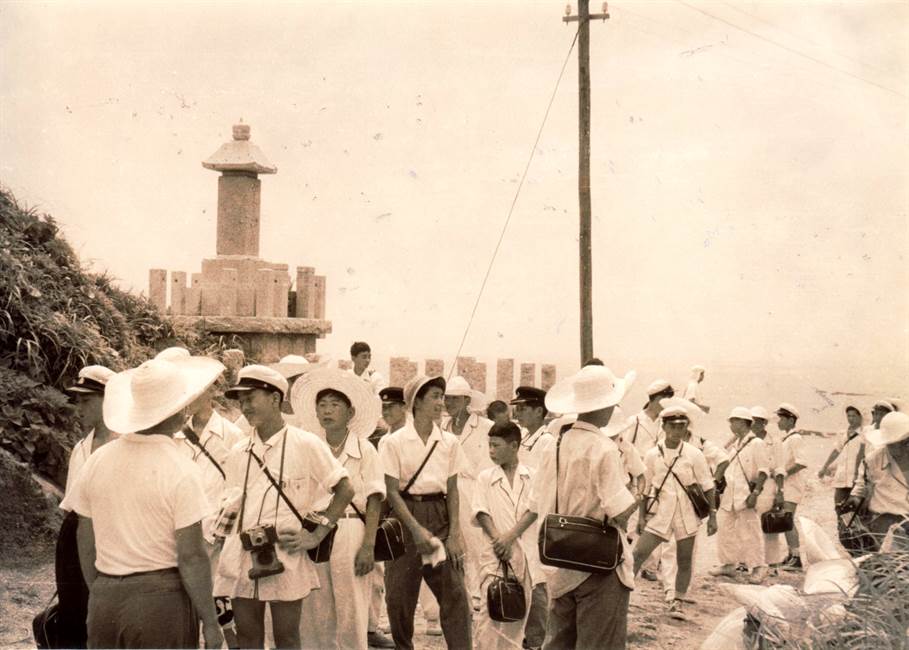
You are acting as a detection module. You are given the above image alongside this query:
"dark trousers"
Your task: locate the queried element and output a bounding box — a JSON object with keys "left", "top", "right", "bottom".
{"left": 523, "top": 583, "right": 549, "bottom": 648}
{"left": 87, "top": 569, "right": 198, "bottom": 649}
{"left": 55, "top": 511, "right": 89, "bottom": 649}
{"left": 544, "top": 572, "right": 630, "bottom": 650}
{"left": 384, "top": 498, "right": 471, "bottom": 650}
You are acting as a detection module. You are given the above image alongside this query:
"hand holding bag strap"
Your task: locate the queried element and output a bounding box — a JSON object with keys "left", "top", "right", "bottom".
{"left": 400, "top": 440, "right": 440, "bottom": 496}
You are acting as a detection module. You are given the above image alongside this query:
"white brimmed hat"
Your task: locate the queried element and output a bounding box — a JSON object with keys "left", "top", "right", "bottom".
{"left": 66, "top": 365, "right": 116, "bottom": 394}
{"left": 750, "top": 406, "right": 771, "bottom": 421}
{"left": 404, "top": 375, "right": 447, "bottom": 413}
{"left": 225, "top": 365, "right": 289, "bottom": 400}
{"left": 776, "top": 403, "right": 800, "bottom": 420}
{"left": 290, "top": 367, "right": 381, "bottom": 439}
{"left": 445, "top": 375, "right": 488, "bottom": 412}
{"left": 646, "top": 379, "right": 673, "bottom": 397}
{"left": 154, "top": 346, "right": 191, "bottom": 361}
{"left": 545, "top": 365, "right": 636, "bottom": 415}
{"left": 865, "top": 412, "right": 909, "bottom": 447}
{"left": 103, "top": 357, "right": 225, "bottom": 434}
{"left": 269, "top": 354, "right": 311, "bottom": 380}
{"left": 872, "top": 399, "right": 897, "bottom": 412}
{"left": 659, "top": 397, "right": 702, "bottom": 422}
{"left": 728, "top": 406, "right": 754, "bottom": 421}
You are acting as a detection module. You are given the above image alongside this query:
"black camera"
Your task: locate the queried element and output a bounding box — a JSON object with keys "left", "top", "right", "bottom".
{"left": 239, "top": 525, "right": 285, "bottom": 579}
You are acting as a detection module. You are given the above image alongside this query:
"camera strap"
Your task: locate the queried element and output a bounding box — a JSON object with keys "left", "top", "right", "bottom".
{"left": 646, "top": 445, "right": 681, "bottom": 515}
{"left": 181, "top": 424, "right": 226, "bottom": 480}
{"left": 247, "top": 443, "right": 306, "bottom": 528}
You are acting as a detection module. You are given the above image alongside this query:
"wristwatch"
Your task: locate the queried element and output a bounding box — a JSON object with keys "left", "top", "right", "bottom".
{"left": 313, "top": 514, "right": 336, "bottom": 529}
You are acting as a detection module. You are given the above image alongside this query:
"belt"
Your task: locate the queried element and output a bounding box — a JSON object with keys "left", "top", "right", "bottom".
{"left": 402, "top": 492, "right": 445, "bottom": 502}
{"left": 339, "top": 512, "right": 362, "bottom": 520}
{"left": 97, "top": 567, "right": 179, "bottom": 580}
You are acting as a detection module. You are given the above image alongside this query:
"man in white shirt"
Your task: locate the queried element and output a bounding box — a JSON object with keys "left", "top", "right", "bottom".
{"left": 709, "top": 407, "right": 771, "bottom": 583}
{"left": 682, "top": 366, "right": 708, "bottom": 412}
{"left": 379, "top": 375, "right": 472, "bottom": 650}
{"left": 847, "top": 412, "right": 909, "bottom": 551}
{"left": 774, "top": 403, "right": 808, "bottom": 570}
{"left": 750, "top": 406, "right": 787, "bottom": 570}
{"left": 528, "top": 364, "right": 638, "bottom": 649}
{"left": 216, "top": 365, "right": 355, "bottom": 650}
{"left": 620, "top": 379, "right": 673, "bottom": 581}
{"left": 70, "top": 357, "right": 225, "bottom": 649}
{"left": 57, "top": 364, "right": 116, "bottom": 650}
{"left": 350, "top": 341, "right": 387, "bottom": 394}
{"left": 472, "top": 421, "right": 545, "bottom": 650}
{"left": 442, "top": 375, "right": 494, "bottom": 605}
{"left": 511, "top": 386, "right": 554, "bottom": 472}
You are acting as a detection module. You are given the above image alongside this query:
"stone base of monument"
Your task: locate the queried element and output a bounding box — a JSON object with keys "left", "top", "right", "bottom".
{"left": 170, "top": 315, "right": 331, "bottom": 362}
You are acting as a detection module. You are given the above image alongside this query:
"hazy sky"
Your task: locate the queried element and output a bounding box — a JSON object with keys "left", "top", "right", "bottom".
{"left": 2, "top": 1, "right": 907, "bottom": 402}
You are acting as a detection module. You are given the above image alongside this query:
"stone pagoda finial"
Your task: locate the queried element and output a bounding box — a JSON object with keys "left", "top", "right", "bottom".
{"left": 203, "top": 123, "right": 277, "bottom": 257}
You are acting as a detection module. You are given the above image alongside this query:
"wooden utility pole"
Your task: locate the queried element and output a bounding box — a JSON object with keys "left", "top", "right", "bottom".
{"left": 564, "top": 2, "right": 609, "bottom": 365}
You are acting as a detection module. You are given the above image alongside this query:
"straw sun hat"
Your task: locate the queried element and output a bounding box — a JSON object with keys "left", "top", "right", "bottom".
{"left": 445, "top": 375, "right": 488, "bottom": 412}
{"left": 290, "top": 367, "right": 381, "bottom": 439}
{"left": 103, "top": 357, "right": 225, "bottom": 434}
{"left": 544, "top": 365, "right": 636, "bottom": 415}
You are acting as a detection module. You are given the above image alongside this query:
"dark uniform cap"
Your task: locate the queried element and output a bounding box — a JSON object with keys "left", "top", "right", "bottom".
{"left": 379, "top": 387, "right": 405, "bottom": 404}
{"left": 510, "top": 386, "right": 547, "bottom": 406}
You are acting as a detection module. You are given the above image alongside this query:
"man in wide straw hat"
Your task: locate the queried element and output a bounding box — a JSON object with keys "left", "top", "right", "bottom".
{"left": 68, "top": 356, "right": 226, "bottom": 649}
{"left": 215, "top": 364, "right": 355, "bottom": 649}
{"left": 290, "top": 366, "right": 390, "bottom": 650}
{"left": 846, "top": 411, "right": 909, "bottom": 551}
{"left": 526, "top": 363, "right": 638, "bottom": 649}
{"left": 379, "top": 374, "right": 472, "bottom": 650}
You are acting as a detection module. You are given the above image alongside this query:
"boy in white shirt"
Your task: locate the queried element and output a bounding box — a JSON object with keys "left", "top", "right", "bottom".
{"left": 473, "top": 421, "right": 544, "bottom": 650}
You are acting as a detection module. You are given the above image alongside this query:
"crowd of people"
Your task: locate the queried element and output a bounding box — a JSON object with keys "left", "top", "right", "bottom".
{"left": 53, "top": 342, "right": 909, "bottom": 650}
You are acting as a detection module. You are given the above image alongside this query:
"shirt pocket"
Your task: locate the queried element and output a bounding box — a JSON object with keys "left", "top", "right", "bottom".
{"left": 279, "top": 476, "right": 311, "bottom": 512}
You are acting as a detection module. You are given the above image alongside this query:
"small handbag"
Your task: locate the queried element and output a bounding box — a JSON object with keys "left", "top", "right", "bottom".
{"left": 32, "top": 592, "right": 59, "bottom": 649}
{"left": 302, "top": 517, "right": 338, "bottom": 563}
{"left": 539, "top": 430, "right": 624, "bottom": 575}
{"left": 486, "top": 562, "right": 526, "bottom": 623}
{"left": 761, "top": 506, "right": 794, "bottom": 534}
{"left": 683, "top": 483, "right": 713, "bottom": 520}
{"left": 350, "top": 502, "right": 406, "bottom": 563}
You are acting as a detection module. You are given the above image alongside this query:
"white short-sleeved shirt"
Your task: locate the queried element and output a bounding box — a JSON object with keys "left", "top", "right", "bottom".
{"left": 472, "top": 464, "right": 545, "bottom": 586}
{"left": 378, "top": 422, "right": 466, "bottom": 495}
{"left": 853, "top": 446, "right": 909, "bottom": 517}
{"left": 67, "top": 433, "right": 209, "bottom": 575}
{"left": 777, "top": 432, "right": 809, "bottom": 502}
{"left": 519, "top": 425, "right": 554, "bottom": 472}
{"left": 311, "top": 433, "right": 386, "bottom": 513}
{"left": 214, "top": 425, "right": 349, "bottom": 601}
{"left": 620, "top": 411, "right": 662, "bottom": 458}
{"left": 608, "top": 434, "right": 645, "bottom": 484}
{"left": 683, "top": 380, "right": 700, "bottom": 403}
{"left": 832, "top": 429, "right": 865, "bottom": 489}
{"left": 528, "top": 421, "right": 636, "bottom": 597}
{"left": 61, "top": 429, "right": 119, "bottom": 511}
{"left": 720, "top": 434, "right": 770, "bottom": 512}
{"left": 643, "top": 442, "right": 713, "bottom": 540}
{"left": 442, "top": 412, "right": 495, "bottom": 484}
{"left": 349, "top": 368, "right": 387, "bottom": 394}
{"left": 173, "top": 411, "right": 247, "bottom": 521}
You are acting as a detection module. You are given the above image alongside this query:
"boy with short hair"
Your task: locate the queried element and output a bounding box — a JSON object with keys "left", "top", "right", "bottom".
{"left": 472, "top": 422, "right": 544, "bottom": 650}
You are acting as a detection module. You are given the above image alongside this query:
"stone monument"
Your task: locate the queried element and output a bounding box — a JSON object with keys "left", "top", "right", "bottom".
{"left": 149, "top": 123, "right": 331, "bottom": 361}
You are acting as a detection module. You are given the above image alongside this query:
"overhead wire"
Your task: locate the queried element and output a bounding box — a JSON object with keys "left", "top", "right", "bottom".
{"left": 718, "top": 0, "right": 896, "bottom": 78}
{"left": 676, "top": 1, "right": 907, "bottom": 99}
{"left": 445, "top": 27, "right": 580, "bottom": 382}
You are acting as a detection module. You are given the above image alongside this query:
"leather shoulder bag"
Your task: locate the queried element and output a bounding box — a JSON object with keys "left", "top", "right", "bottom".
{"left": 538, "top": 430, "right": 624, "bottom": 574}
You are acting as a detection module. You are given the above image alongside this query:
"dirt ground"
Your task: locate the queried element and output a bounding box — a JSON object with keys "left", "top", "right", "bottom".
{"left": 0, "top": 437, "right": 838, "bottom": 649}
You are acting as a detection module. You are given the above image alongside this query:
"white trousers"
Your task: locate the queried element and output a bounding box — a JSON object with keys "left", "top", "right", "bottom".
{"left": 368, "top": 562, "right": 385, "bottom": 633}
{"left": 459, "top": 477, "right": 486, "bottom": 599}
{"left": 475, "top": 565, "right": 532, "bottom": 650}
{"left": 300, "top": 519, "right": 370, "bottom": 650}
{"left": 717, "top": 508, "right": 765, "bottom": 569}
